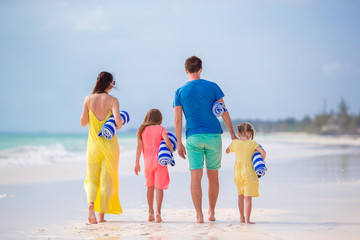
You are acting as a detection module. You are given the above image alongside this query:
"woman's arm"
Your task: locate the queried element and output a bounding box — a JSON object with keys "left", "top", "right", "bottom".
{"left": 256, "top": 146, "right": 266, "bottom": 160}
{"left": 162, "top": 132, "right": 174, "bottom": 153}
{"left": 80, "top": 96, "right": 89, "bottom": 127}
{"left": 111, "top": 98, "right": 123, "bottom": 129}
{"left": 134, "top": 137, "right": 142, "bottom": 175}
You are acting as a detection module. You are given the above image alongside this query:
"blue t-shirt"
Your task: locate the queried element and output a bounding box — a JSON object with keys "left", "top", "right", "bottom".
{"left": 173, "top": 79, "right": 225, "bottom": 138}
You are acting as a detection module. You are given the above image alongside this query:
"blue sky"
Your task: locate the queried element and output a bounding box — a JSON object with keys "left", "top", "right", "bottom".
{"left": 0, "top": 0, "right": 359, "bottom": 133}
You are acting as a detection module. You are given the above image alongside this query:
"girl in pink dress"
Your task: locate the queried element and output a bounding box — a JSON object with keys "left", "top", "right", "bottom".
{"left": 135, "top": 109, "right": 174, "bottom": 223}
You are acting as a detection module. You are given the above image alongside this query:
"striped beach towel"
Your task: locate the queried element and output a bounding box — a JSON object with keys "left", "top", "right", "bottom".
{"left": 253, "top": 144, "right": 267, "bottom": 178}
{"left": 158, "top": 132, "right": 177, "bottom": 166}
{"left": 98, "top": 110, "right": 130, "bottom": 140}
{"left": 212, "top": 101, "right": 227, "bottom": 117}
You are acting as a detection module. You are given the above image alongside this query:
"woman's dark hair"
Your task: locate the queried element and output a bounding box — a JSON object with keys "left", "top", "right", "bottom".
{"left": 92, "top": 71, "right": 114, "bottom": 94}
{"left": 138, "top": 109, "right": 163, "bottom": 140}
{"left": 185, "top": 56, "right": 202, "bottom": 73}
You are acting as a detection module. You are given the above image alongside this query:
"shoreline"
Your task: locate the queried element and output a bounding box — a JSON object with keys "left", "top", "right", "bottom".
{"left": 1, "top": 133, "right": 360, "bottom": 239}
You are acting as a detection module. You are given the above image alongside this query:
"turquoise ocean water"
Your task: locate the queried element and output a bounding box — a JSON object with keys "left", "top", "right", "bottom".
{"left": 0, "top": 133, "right": 137, "bottom": 168}
{"left": 1, "top": 132, "right": 360, "bottom": 182}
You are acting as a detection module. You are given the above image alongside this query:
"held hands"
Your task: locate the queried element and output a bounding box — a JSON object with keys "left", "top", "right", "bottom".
{"left": 134, "top": 162, "right": 141, "bottom": 175}
{"left": 230, "top": 133, "right": 238, "bottom": 141}
{"left": 177, "top": 142, "right": 187, "bottom": 159}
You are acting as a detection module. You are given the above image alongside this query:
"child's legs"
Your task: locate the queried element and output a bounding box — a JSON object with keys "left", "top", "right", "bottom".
{"left": 145, "top": 166, "right": 156, "bottom": 213}
{"left": 154, "top": 166, "right": 169, "bottom": 215}
{"left": 147, "top": 186, "right": 155, "bottom": 213}
{"left": 238, "top": 194, "right": 245, "bottom": 220}
{"left": 245, "top": 196, "right": 252, "bottom": 222}
{"left": 155, "top": 188, "right": 163, "bottom": 213}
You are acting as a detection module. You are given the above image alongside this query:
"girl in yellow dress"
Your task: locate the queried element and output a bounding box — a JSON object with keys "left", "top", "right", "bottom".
{"left": 226, "top": 122, "right": 266, "bottom": 224}
{"left": 80, "top": 72, "right": 123, "bottom": 224}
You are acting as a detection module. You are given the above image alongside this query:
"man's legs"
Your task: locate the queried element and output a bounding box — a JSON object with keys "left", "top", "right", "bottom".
{"left": 190, "top": 169, "right": 204, "bottom": 223}
{"left": 187, "top": 135, "right": 206, "bottom": 223}
{"left": 204, "top": 134, "right": 222, "bottom": 221}
{"left": 207, "top": 169, "right": 219, "bottom": 221}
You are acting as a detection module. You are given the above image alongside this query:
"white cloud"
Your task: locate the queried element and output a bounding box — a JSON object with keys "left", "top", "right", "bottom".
{"left": 45, "top": 4, "right": 111, "bottom": 33}
{"left": 322, "top": 62, "right": 342, "bottom": 77}
{"left": 72, "top": 7, "right": 110, "bottom": 32}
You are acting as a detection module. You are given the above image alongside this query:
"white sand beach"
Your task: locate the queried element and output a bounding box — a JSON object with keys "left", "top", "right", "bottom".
{"left": 1, "top": 133, "right": 360, "bottom": 239}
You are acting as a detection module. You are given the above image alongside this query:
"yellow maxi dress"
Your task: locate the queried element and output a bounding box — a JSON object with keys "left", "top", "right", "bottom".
{"left": 84, "top": 105, "right": 122, "bottom": 214}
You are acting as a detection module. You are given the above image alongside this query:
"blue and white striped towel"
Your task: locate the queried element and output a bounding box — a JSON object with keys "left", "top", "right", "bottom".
{"left": 212, "top": 101, "right": 227, "bottom": 117}
{"left": 158, "top": 132, "right": 177, "bottom": 166}
{"left": 252, "top": 144, "right": 267, "bottom": 178}
{"left": 98, "top": 110, "right": 130, "bottom": 140}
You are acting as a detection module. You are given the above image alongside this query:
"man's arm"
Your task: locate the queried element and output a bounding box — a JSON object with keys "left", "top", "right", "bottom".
{"left": 174, "top": 105, "right": 187, "bottom": 159}
{"left": 217, "top": 98, "right": 237, "bottom": 140}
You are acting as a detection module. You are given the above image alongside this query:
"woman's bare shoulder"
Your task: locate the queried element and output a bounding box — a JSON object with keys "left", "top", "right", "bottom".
{"left": 84, "top": 95, "right": 90, "bottom": 103}
{"left": 109, "top": 94, "right": 118, "bottom": 100}
{"left": 109, "top": 95, "right": 119, "bottom": 103}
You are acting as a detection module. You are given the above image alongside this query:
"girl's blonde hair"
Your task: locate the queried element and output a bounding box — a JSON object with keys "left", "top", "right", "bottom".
{"left": 238, "top": 122, "right": 255, "bottom": 140}
{"left": 138, "top": 109, "right": 163, "bottom": 140}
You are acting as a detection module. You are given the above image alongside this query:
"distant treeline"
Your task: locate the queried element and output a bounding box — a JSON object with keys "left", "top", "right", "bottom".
{"left": 221, "top": 99, "right": 360, "bottom": 135}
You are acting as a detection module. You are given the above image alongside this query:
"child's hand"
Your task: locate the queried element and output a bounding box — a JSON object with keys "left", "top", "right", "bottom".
{"left": 225, "top": 147, "right": 231, "bottom": 154}
{"left": 134, "top": 163, "right": 141, "bottom": 175}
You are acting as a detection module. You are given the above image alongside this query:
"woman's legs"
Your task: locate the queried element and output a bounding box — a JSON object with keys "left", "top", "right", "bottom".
{"left": 98, "top": 213, "right": 107, "bottom": 223}
{"left": 155, "top": 188, "right": 164, "bottom": 223}
{"left": 147, "top": 186, "right": 155, "bottom": 221}
{"left": 88, "top": 202, "right": 98, "bottom": 224}
{"left": 85, "top": 148, "right": 102, "bottom": 224}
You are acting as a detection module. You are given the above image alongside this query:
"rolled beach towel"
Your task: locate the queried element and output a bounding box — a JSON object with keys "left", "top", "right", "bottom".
{"left": 158, "top": 132, "right": 177, "bottom": 166}
{"left": 120, "top": 110, "right": 130, "bottom": 125}
{"left": 212, "top": 101, "right": 227, "bottom": 117}
{"left": 253, "top": 144, "right": 267, "bottom": 178}
{"left": 98, "top": 110, "right": 130, "bottom": 140}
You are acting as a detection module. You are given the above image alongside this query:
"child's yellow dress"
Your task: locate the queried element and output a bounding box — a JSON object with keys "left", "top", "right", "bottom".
{"left": 84, "top": 107, "right": 122, "bottom": 214}
{"left": 229, "top": 139, "right": 259, "bottom": 197}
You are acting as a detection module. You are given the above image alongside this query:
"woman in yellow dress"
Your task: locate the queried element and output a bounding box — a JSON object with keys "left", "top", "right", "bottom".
{"left": 80, "top": 71, "right": 123, "bottom": 224}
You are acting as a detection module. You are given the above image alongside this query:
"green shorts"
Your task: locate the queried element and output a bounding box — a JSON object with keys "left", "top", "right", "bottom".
{"left": 186, "top": 134, "right": 222, "bottom": 170}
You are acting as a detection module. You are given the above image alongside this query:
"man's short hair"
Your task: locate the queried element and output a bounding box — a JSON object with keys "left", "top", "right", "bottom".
{"left": 185, "top": 56, "right": 202, "bottom": 73}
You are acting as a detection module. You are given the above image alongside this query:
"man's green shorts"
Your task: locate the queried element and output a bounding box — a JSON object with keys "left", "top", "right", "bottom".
{"left": 186, "top": 134, "right": 222, "bottom": 170}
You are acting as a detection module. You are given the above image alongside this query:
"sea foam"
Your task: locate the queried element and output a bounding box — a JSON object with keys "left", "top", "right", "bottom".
{"left": 0, "top": 144, "right": 84, "bottom": 168}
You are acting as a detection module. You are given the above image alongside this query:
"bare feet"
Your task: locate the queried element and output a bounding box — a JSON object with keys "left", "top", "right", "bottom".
{"left": 196, "top": 212, "right": 204, "bottom": 223}
{"left": 245, "top": 220, "right": 255, "bottom": 224}
{"left": 240, "top": 217, "right": 245, "bottom": 223}
{"left": 208, "top": 210, "right": 216, "bottom": 221}
{"left": 98, "top": 213, "right": 107, "bottom": 223}
{"left": 148, "top": 211, "right": 155, "bottom": 222}
{"left": 155, "top": 212, "right": 162, "bottom": 223}
{"left": 88, "top": 203, "right": 98, "bottom": 224}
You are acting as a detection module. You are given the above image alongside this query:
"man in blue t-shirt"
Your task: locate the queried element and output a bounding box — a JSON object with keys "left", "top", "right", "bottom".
{"left": 174, "top": 56, "right": 237, "bottom": 223}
